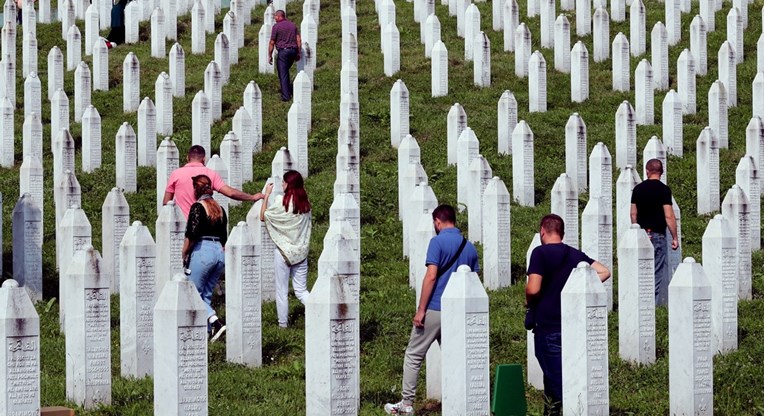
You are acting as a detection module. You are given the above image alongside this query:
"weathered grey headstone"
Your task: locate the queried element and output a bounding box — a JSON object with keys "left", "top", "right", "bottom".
{"left": 168, "top": 43, "right": 185, "bottom": 97}
{"left": 80, "top": 106, "right": 102, "bottom": 174}
{"left": 630, "top": 0, "right": 645, "bottom": 56}
{"left": 691, "top": 15, "right": 707, "bottom": 76}
{"left": 155, "top": 72, "right": 173, "bottom": 135}
{"left": 515, "top": 23, "right": 531, "bottom": 77}
{"left": 431, "top": 40, "right": 448, "bottom": 97}
{"left": 503, "top": 0, "right": 519, "bottom": 52}
{"left": 561, "top": 262, "right": 609, "bottom": 414}
{"left": 497, "top": 90, "right": 517, "bottom": 155}
{"left": 718, "top": 41, "right": 737, "bottom": 108}
{"left": 153, "top": 274, "right": 208, "bottom": 416}
{"left": 528, "top": 51, "right": 547, "bottom": 112}
{"left": 390, "top": 79, "right": 409, "bottom": 148}
{"left": 662, "top": 91, "right": 683, "bottom": 157}
{"left": 482, "top": 177, "right": 511, "bottom": 290}
{"left": 122, "top": 53, "right": 140, "bottom": 113}
{"left": 447, "top": 103, "right": 467, "bottom": 166}
{"left": 696, "top": 127, "right": 720, "bottom": 214}
{"left": 721, "top": 186, "right": 751, "bottom": 301}
{"left": 708, "top": 80, "right": 729, "bottom": 149}
{"left": 92, "top": 40, "right": 108, "bottom": 91}
{"left": 119, "top": 221, "right": 155, "bottom": 378}
{"left": 204, "top": 61, "right": 222, "bottom": 121}
{"left": 571, "top": 41, "right": 589, "bottom": 102}
{"left": 441, "top": 265, "right": 490, "bottom": 415}
{"left": 0, "top": 279, "right": 41, "bottom": 415}
{"left": 651, "top": 22, "right": 668, "bottom": 90}
{"left": 512, "top": 121, "right": 535, "bottom": 206}
{"left": 635, "top": 60, "right": 654, "bottom": 125}
{"left": 155, "top": 201, "right": 185, "bottom": 298}
{"left": 12, "top": 195, "right": 43, "bottom": 302}
{"left": 617, "top": 224, "right": 655, "bottom": 363}
{"left": 668, "top": 258, "right": 713, "bottom": 416}
{"left": 225, "top": 222, "right": 262, "bottom": 367}
{"left": 554, "top": 15, "right": 571, "bottom": 72}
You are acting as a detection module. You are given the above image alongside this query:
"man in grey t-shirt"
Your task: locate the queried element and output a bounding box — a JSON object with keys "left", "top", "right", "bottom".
{"left": 268, "top": 10, "right": 302, "bottom": 101}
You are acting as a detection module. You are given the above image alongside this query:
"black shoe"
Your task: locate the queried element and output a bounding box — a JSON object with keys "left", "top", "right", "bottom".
{"left": 209, "top": 318, "right": 226, "bottom": 343}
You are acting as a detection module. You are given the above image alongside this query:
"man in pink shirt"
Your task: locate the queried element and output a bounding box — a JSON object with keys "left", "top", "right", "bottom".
{"left": 163, "top": 145, "right": 264, "bottom": 218}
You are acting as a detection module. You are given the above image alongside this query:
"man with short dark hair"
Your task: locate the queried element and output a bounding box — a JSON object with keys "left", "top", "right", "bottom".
{"left": 268, "top": 10, "right": 301, "bottom": 102}
{"left": 526, "top": 214, "right": 610, "bottom": 415}
{"left": 163, "top": 145, "right": 264, "bottom": 218}
{"left": 630, "top": 158, "right": 678, "bottom": 306}
{"left": 385, "top": 204, "right": 480, "bottom": 415}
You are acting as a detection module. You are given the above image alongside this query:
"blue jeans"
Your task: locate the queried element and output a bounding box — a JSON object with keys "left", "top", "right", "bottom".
{"left": 188, "top": 240, "right": 225, "bottom": 320}
{"left": 649, "top": 231, "right": 668, "bottom": 307}
{"left": 276, "top": 47, "right": 298, "bottom": 101}
{"left": 534, "top": 331, "right": 562, "bottom": 415}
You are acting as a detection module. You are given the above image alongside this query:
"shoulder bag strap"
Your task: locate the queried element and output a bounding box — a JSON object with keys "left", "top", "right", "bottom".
{"left": 436, "top": 237, "right": 468, "bottom": 279}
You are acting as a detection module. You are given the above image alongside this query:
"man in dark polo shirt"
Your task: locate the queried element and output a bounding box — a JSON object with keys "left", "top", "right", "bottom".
{"left": 630, "top": 158, "right": 678, "bottom": 307}
{"left": 268, "top": 10, "right": 301, "bottom": 101}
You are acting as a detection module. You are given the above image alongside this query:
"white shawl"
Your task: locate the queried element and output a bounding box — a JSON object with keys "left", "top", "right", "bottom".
{"left": 264, "top": 194, "right": 312, "bottom": 265}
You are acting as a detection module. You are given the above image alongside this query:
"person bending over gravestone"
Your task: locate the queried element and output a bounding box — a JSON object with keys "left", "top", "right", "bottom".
{"left": 182, "top": 175, "right": 228, "bottom": 342}
{"left": 268, "top": 10, "right": 301, "bottom": 101}
{"left": 163, "top": 145, "right": 264, "bottom": 218}
{"left": 384, "top": 204, "right": 480, "bottom": 415}
{"left": 630, "top": 158, "right": 678, "bottom": 306}
{"left": 525, "top": 214, "right": 610, "bottom": 416}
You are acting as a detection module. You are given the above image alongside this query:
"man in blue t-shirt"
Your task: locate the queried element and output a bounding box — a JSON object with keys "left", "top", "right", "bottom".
{"left": 526, "top": 214, "right": 610, "bottom": 415}
{"left": 385, "top": 204, "right": 480, "bottom": 415}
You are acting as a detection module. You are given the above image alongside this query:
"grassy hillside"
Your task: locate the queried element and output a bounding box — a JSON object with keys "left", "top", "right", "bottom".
{"left": 0, "top": 0, "right": 762, "bottom": 413}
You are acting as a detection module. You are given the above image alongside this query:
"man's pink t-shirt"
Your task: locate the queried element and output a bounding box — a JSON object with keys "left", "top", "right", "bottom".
{"left": 165, "top": 162, "right": 226, "bottom": 217}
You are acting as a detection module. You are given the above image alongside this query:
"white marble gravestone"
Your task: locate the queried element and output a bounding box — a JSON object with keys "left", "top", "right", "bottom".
{"left": 137, "top": 98, "right": 157, "bottom": 167}
{"left": 122, "top": 53, "right": 140, "bottom": 113}
{"left": 551, "top": 173, "right": 579, "bottom": 248}
{"left": 589, "top": 143, "right": 612, "bottom": 204}
{"left": 155, "top": 202, "right": 186, "bottom": 298}
{"left": 224, "top": 12, "right": 240, "bottom": 64}
{"left": 615, "top": 101, "right": 637, "bottom": 169}
{"left": 50, "top": 89, "right": 68, "bottom": 143}
{"left": 503, "top": 0, "right": 519, "bottom": 52}
{"left": 74, "top": 63, "right": 91, "bottom": 124}
{"left": 540, "top": 0, "right": 555, "bottom": 49}
{"left": 691, "top": 16, "right": 707, "bottom": 76}
{"left": 119, "top": 221, "right": 155, "bottom": 378}
{"left": 407, "top": 182, "right": 438, "bottom": 268}
{"left": 447, "top": 103, "right": 467, "bottom": 166}
{"left": 696, "top": 127, "right": 720, "bottom": 215}
{"left": 630, "top": 0, "right": 645, "bottom": 56}
{"left": 576, "top": 0, "right": 592, "bottom": 36}
{"left": 467, "top": 155, "right": 492, "bottom": 243}
{"left": 153, "top": 274, "right": 208, "bottom": 416}
{"left": 161, "top": 0, "right": 178, "bottom": 40}
{"left": 612, "top": 0, "right": 625, "bottom": 21}
{"left": 23, "top": 33, "right": 38, "bottom": 79}
{"left": 155, "top": 72, "right": 173, "bottom": 135}
{"left": 294, "top": 72, "right": 312, "bottom": 133}
{"left": 85, "top": 5, "right": 98, "bottom": 56}
{"left": 718, "top": 41, "right": 737, "bottom": 108}
{"left": 0, "top": 98, "right": 10, "bottom": 168}
{"left": 676, "top": 50, "right": 696, "bottom": 115}
{"left": 57, "top": 202, "right": 90, "bottom": 320}
{"left": 515, "top": 23, "right": 531, "bottom": 78}
{"left": 662, "top": 91, "right": 683, "bottom": 157}
{"left": 753, "top": 74, "right": 764, "bottom": 120}
{"left": 721, "top": 186, "right": 751, "bottom": 301}
{"left": 464, "top": 4, "right": 480, "bottom": 60}
{"left": 441, "top": 265, "right": 490, "bottom": 415}
{"left": 61, "top": 0, "right": 75, "bottom": 39}
{"left": 156, "top": 137, "right": 179, "bottom": 213}
{"left": 116, "top": 123, "right": 138, "bottom": 193}
{"left": 287, "top": 103, "right": 309, "bottom": 178}
{"left": 528, "top": 51, "right": 547, "bottom": 112}
{"left": 708, "top": 80, "right": 729, "bottom": 149}
{"left": 617, "top": 224, "right": 655, "bottom": 363}
{"left": 642, "top": 136, "right": 667, "bottom": 183}
{"left": 571, "top": 41, "right": 589, "bottom": 102}
{"left": 52, "top": 131, "right": 75, "bottom": 203}
{"left": 497, "top": 90, "right": 517, "bottom": 155}
{"left": 665, "top": 0, "right": 680, "bottom": 46}
{"left": 593, "top": 8, "right": 609, "bottom": 62}
{"left": 220, "top": 132, "right": 243, "bottom": 206}
{"left": 727, "top": 7, "right": 743, "bottom": 64}
{"left": 744, "top": 118, "right": 763, "bottom": 193}
{"left": 12, "top": 195, "right": 43, "bottom": 302}
{"left": 65, "top": 25, "right": 81, "bottom": 72}
{"left": 102, "top": 187, "right": 130, "bottom": 295}
{"left": 512, "top": 121, "right": 535, "bottom": 206}
{"left": 65, "top": 245, "right": 110, "bottom": 409}
{"left": 565, "top": 113, "right": 588, "bottom": 195}
{"left": 207, "top": 155, "right": 230, "bottom": 212}
{"left": 383, "top": 22, "right": 400, "bottom": 76}
{"left": 702, "top": 214, "right": 738, "bottom": 355}
{"left": 169, "top": 43, "right": 185, "bottom": 97}
{"left": 457, "top": 127, "right": 480, "bottom": 210}
{"left": 668, "top": 258, "right": 713, "bottom": 416}
{"left": 473, "top": 32, "right": 491, "bottom": 87}
{"left": 214, "top": 33, "right": 231, "bottom": 83}
{"left": 204, "top": 61, "right": 223, "bottom": 121}
{"left": 554, "top": 15, "right": 571, "bottom": 73}
{"left": 22, "top": 115, "right": 43, "bottom": 167}
{"left": 483, "top": 177, "right": 511, "bottom": 290}
{"left": 24, "top": 74, "right": 41, "bottom": 120}
{"left": 0, "top": 279, "right": 41, "bottom": 415}
{"left": 258, "top": 23, "right": 274, "bottom": 73}
{"left": 151, "top": 7, "right": 166, "bottom": 58}
{"left": 635, "top": 60, "right": 654, "bottom": 125}
{"left": 651, "top": 22, "right": 668, "bottom": 90}
{"left": 329, "top": 193, "right": 361, "bottom": 256}
{"left": 398, "top": 134, "right": 421, "bottom": 219}
{"left": 561, "top": 262, "right": 609, "bottom": 414}
{"left": 424, "top": 13, "right": 440, "bottom": 57}
{"left": 616, "top": 165, "right": 641, "bottom": 243}
{"left": 431, "top": 41, "right": 448, "bottom": 97}
{"left": 244, "top": 82, "right": 263, "bottom": 153}
{"left": 225, "top": 222, "right": 262, "bottom": 367}
{"left": 758, "top": 34, "right": 764, "bottom": 73}
{"left": 736, "top": 155, "right": 761, "bottom": 251}
{"left": 191, "top": 91, "right": 211, "bottom": 155}
{"left": 124, "top": 1, "right": 139, "bottom": 43}
{"left": 582, "top": 196, "right": 613, "bottom": 309}
{"left": 92, "top": 40, "right": 108, "bottom": 91}
{"left": 390, "top": 79, "right": 409, "bottom": 148}
{"left": 233, "top": 107, "right": 254, "bottom": 181}
{"left": 191, "top": 1, "right": 205, "bottom": 53}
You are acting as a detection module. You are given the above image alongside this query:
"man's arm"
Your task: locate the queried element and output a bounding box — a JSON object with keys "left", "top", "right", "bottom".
{"left": 413, "top": 265, "right": 438, "bottom": 328}
{"left": 664, "top": 204, "right": 679, "bottom": 249}
{"left": 590, "top": 261, "right": 611, "bottom": 282}
{"left": 163, "top": 191, "right": 174, "bottom": 205}
{"left": 219, "top": 185, "right": 264, "bottom": 203}
{"left": 630, "top": 203, "right": 638, "bottom": 224}
{"left": 268, "top": 39, "right": 275, "bottom": 64}
{"left": 525, "top": 273, "right": 543, "bottom": 307}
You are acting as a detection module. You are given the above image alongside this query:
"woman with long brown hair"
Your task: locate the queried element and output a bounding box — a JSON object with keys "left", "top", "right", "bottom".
{"left": 260, "top": 170, "right": 312, "bottom": 328}
{"left": 182, "top": 174, "right": 228, "bottom": 341}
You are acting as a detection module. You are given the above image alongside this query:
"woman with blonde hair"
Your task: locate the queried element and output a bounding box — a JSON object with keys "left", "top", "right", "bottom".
{"left": 182, "top": 174, "right": 228, "bottom": 341}
{"left": 260, "top": 170, "right": 312, "bottom": 328}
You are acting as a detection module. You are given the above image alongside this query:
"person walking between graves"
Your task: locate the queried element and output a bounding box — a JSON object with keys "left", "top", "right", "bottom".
{"left": 526, "top": 214, "right": 610, "bottom": 416}
{"left": 181, "top": 174, "right": 228, "bottom": 342}
{"left": 630, "top": 158, "right": 678, "bottom": 307}
{"left": 384, "top": 204, "right": 480, "bottom": 415}
{"left": 163, "top": 145, "right": 264, "bottom": 218}
{"left": 106, "top": 0, "right": 129, "bottom": 45}
{"left": 260, "top": 170, "right": 312, "bottom": 328}
{"left": 268, "top": 10, "right": 301, "bottom": 102}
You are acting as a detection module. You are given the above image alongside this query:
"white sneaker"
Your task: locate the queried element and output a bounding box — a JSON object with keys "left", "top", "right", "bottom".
{"left": 384, "top": 401, "right": 414, "bottom": 415}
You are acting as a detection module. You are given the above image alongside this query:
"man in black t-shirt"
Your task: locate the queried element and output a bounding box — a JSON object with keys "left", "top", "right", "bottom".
{"left": 526, "top": 214, "right": 611, "bottom": 415}
{"left": 630, "top": 159, "right": 678, "bottom": 306}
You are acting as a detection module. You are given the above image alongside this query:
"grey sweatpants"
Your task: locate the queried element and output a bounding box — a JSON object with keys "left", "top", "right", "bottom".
{"left": 401, "top": 310, "right": 441, "bottom": 403}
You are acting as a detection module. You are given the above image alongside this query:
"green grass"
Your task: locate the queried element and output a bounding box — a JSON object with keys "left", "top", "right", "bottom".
{"left": 0, "top": 0, "right": 762, "bottom": 414}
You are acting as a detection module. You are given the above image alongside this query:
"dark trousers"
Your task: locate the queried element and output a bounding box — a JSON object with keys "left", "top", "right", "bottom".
{"left": 276, "top": 47, "right": 298, "bottom": 101}
{"left": 535, "top": 331, "right": 563, "bottom": 416}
